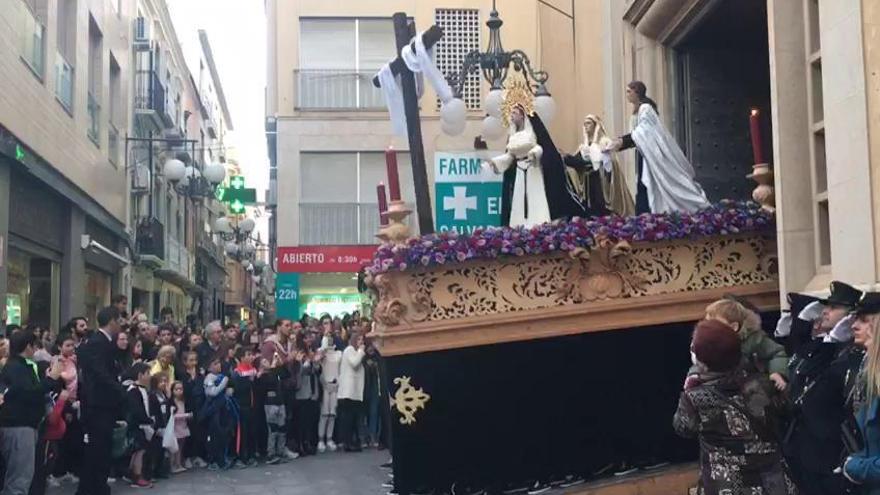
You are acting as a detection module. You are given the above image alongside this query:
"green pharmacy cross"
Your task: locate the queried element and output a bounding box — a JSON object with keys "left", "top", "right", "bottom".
{"left": 216, "top": 175, "right": 257, "bottom": 214}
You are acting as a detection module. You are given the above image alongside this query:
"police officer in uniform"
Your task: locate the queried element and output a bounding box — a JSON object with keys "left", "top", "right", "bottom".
{"left": 784, "top": 281, "right": 863, "bottom": 495}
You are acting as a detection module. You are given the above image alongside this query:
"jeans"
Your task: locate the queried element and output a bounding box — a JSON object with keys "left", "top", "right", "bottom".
{"left": 0, "top": 427, "right": 37, "bottom": 495}
{"left": 366, "top": 395, "right": 381, "bottom": 444}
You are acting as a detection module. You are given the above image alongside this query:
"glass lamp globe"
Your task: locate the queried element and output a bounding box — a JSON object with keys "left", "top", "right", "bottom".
{"left": 214, "top": 217, "right": 232, "bottom": 234}
{"left": 163, "top": 159, "right": 186, "bottom": 182}
{"left": 441, "top": 117, "right": 466, "bottom": 136}
{"left": 440, "top": 98, "right": 467, "bottom": 125}
{"left": 239, "top": 217, "right": 256, "bottom": 234}
{"left": 204, "top": 162, "right": 226, "bottom": 184}
{"left": 535, "top": 94, "right": 557, "bottom": 125}
{"left": 254, "top": 259, "right": 266, "bottom": 269}
{"left": 485, "top": 89, "right": 504, "bottom": 118}
{"left": 184, "top": 166, "right": 200, "bottom": 180}
{"left": 241, "top": 259, "right": 252, "bottom": 270}
{"left": 244, "top": 244, "right": 256, "bottom": 256}
{"left": 225, "top": 242, "right": 239, "bottom": 255}
{"left": 481, "top": 116, "right": 505, "bottom": 141}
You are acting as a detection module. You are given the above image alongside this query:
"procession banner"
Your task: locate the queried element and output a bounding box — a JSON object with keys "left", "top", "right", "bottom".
{"left": 434, "top": 152, "right": 503, "bottom": 234}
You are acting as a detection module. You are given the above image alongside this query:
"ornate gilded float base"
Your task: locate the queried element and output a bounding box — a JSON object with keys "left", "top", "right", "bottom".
{"left": 370, "top": 234, "right": 778, "bottom": 356}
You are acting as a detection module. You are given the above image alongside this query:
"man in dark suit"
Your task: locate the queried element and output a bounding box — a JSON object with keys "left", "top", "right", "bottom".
{"left": 76, "top": 306, "right": 126, "bottom": 495}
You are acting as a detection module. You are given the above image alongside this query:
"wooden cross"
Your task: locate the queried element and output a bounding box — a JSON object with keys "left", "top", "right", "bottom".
{"left": 372, "top": 14, "right": 444, "bottom": 235}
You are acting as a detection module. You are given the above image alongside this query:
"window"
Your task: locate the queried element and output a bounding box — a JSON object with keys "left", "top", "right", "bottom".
{"left": 299, "top": 151, "right": 416, "bottom": 244}
{"left": 108, "top": 54, "right": 121, "bottom": 164}
{"left": 804, "top": 0, "right": 829, "bottom": 267}
{"left": 18, "top": 0, "right": 47, "bottom": 78}
{"left": 435, "top": 9, "right": 481, "bottom": 109}
{"left": 296, "top": 18, "right": 395, "bottom": 109}
{"left": 55, "top": 0, "right": 76, "bottom": 112}
{"left": 87, "top": 15, "right": 103, "bottom": 146}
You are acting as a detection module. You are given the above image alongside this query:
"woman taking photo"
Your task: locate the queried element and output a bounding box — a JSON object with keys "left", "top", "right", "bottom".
{"left": 674, "top": 319, "right": 796, "bottom": 494}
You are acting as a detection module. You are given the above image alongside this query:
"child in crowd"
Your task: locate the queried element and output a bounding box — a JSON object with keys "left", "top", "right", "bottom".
{"left": 180, "top": 351, "right": 207, "bottom": 469}
{"left": 233, "top": 347, "right": 259, "bottom": 468}
{"left": 258, "top": 353, "right": 289, "bottom": 464}
{"left": 686, "top": 298, "right": 789, "bottom": 390}
{"left": 170, "top": 381, "right": 193, "bottom": 474}
{"left": 202, "top": 355, "right": 237, "bottom": 470}
{"left": 319, "top": 333, "right": 342, "bottom": 453}
{"left": 150, "top": 374, "right": 172, "bottom": 480}
{"left": 127, "top": 363, "right": 155, "bottom": 488}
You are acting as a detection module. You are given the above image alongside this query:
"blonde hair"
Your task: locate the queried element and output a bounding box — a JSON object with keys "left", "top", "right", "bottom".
{"left": 705, "top": 299, "right": 762, "bottom": 334}
{"left": 157, "top": 345, "right": 176, "bottom": 362}
{"left": 863, "top": 314, "right": 880, "bottom": 404}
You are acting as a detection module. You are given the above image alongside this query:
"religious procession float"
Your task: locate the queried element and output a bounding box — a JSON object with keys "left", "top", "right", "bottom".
{"left": 365, "top": 10, "right": 778, "bottom": 495}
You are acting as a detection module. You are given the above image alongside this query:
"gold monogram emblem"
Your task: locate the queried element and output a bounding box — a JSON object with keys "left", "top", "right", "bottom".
{"left": 391, "top": 376, "right": 430, "bottom": 425}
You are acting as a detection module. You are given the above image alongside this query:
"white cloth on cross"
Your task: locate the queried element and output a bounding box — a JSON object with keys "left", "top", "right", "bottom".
{"left": 378, "top": 31, "right": 453, "bottom": 137}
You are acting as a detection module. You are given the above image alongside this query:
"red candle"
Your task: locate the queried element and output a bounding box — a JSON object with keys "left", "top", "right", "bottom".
{"left": 749, "top": 108, "right": 766, "bottom": 164}
{"left": 377, "top": 182, "right": 389, "bottom": 226}
{"left": 385, "top": 146, "right": 401, "bottom": 201}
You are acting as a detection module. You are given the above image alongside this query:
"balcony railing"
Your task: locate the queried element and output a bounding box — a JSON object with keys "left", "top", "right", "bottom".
{"left": 136, "top": 217, "right": 165, "bottom": 260}
{"left": 108, "top": 123, "right": 120, "bottom": 165}
{"left": 55, "top": 53, "right": 74, "bottom": 112}
{"left": 18, "top": 1, "right": 45, "bottom": 77}
{"left": 294, "top": 69, "right": 386, "bottom": 110}
{"left": 299, "top": 202, "right": 414, "bottom": 245}
{"left": 166, "top": 236, "right": 192, "bottom": 280}
{"left": 87, "top": 91, "right": 100, "bottom": 145}
{"left": 134, "top": 69, "right": 168, "bottom": 118}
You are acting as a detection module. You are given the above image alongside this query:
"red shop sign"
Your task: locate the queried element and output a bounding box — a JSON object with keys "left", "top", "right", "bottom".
{"left": 277, "top": 245, "right": 377, "bottom": 273}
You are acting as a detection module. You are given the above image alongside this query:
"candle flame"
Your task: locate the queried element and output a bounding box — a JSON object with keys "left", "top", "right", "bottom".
{"left": 750, "top": 108, "right": 759, "bottom": 116}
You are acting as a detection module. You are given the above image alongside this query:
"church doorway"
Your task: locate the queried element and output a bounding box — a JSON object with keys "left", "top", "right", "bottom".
{"left": 673, "top": 0, "right": 771, "bottom": 203}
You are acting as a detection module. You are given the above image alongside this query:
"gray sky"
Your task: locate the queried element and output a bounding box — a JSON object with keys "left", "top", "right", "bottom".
{"left": 168, "top": 0, "right": 269, "bottom": 238}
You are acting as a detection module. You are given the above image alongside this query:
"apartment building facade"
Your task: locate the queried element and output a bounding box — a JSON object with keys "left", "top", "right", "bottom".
{"left": 129, "top": 0, "right": 233, "bottom": 325}
{"left": 0, "top": 0, "right": 135, "bottom": 327}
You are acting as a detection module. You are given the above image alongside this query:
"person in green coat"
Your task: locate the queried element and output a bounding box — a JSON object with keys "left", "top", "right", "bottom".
{"left": 685, "top": 298, "right": 788, "bottom": 392}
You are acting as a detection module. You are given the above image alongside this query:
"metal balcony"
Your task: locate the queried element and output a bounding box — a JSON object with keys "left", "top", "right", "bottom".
{"left": 136, "top": 217, "right": 165, "bottom": 265}
{"left": 134, "top": 69, "right": 168, "bottom": 131}
{"left": 294, "top": 69, "right": 386, "bottom": 110}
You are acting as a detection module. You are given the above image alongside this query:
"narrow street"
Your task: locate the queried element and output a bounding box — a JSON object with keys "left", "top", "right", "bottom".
{"left": 54, "top": 451, "right": 390, "bottom": 495}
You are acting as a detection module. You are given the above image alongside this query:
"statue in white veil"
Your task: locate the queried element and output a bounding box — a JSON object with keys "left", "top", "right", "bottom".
{"left": 482, "top": 104, "right": 550, "bottom": 228}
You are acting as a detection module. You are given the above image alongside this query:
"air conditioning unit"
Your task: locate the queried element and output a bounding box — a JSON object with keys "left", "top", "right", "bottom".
{"left": 132, "top": 164, "right": 151, "bottom": 194}
{"left": 133, "top": 17, "right": 151, "bottom": 51}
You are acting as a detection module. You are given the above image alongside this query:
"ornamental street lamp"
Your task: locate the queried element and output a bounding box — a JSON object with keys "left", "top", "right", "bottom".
{"left": 440, "top": 0, "right": 557, "bottom": 134}
{"left": 164, "top": 158, "right": 226, "bottom": 199}
{"left": 213, "top": 215, "right": 262, "bottom": 270}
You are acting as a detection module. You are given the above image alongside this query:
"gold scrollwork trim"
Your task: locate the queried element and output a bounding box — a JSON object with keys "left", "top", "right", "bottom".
{"left": 391, "top": 376, "right": 431, "bottom": 426}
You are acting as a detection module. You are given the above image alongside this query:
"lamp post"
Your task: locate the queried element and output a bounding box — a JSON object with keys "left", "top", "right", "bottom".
{"left": 440, "top": 0, "right": 557, "bottom": 135}
{"left": 213, "top": 216, "right": 262, "bottom": 271}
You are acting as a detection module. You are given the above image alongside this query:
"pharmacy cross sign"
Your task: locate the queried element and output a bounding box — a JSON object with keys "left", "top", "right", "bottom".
{"left": 216, "top": 175, "right": 257, "bottom": 214}
{"left": 443, "top": 186, "right": 477, "bottom": 220}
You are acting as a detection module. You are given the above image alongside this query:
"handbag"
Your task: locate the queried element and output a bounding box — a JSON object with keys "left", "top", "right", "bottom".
{"left": 162, "top": 414, "right": 179, "bottom": 453}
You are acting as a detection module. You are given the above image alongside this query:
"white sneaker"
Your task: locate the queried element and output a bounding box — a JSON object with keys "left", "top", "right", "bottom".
{"left": 48, "top": 476, "right": 61, "bottom": 488}
{"left": 327, "top": 440, "right": 338, "bottom": 452}
{"left": 284, "top": 448, "right": 300, "bottom": 460}
{"left": 183, "top": 458, "right": 193, "bottom": 470}
{"left": 193, "top": 457, "right": 208, "bottom": 468}
{"left": 317, "top": 441, "right": 326, "bottom": 453}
